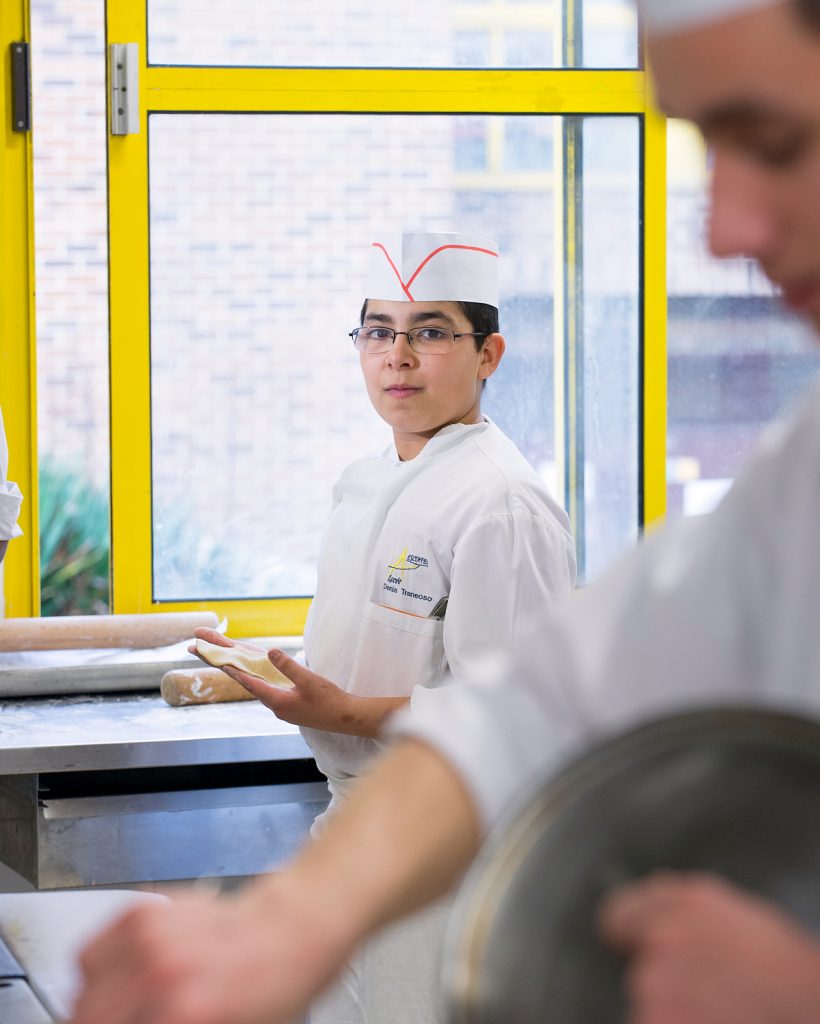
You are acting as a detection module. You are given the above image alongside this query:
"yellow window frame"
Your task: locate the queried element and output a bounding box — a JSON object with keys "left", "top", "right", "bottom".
{"left": 1, "top": 0, "right": 39, "bottom": 618}
{"left": 105, "top": 1, "right": 666, "bottom": 635}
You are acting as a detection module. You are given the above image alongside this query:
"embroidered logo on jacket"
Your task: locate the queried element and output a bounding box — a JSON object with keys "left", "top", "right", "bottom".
{"left": 386, "top": 546, "right": 428, "bottom": 581}
{"left": 384, "top": 546, "right": 434, "bottom": 605}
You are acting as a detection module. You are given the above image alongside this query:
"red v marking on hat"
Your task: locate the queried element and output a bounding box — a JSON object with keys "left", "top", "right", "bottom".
{"left": 372, "top": 242, "right": 498, "bottom": 301}
{"left": 372, "top": 243, "right": 414, "bottom": 299}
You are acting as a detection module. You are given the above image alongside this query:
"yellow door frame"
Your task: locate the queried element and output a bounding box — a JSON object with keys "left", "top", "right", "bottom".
{"left": 1, "top": 0, "right": 39, "bottom": 617}
{"left": 643, "top": 101, "right": 668, "bottom": 528}
{"left": 106, "top": 0, "right": 665, "bottom": 633}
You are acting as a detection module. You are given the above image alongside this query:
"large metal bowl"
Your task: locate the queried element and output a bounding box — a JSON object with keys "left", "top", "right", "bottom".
{"left": 444, "top": 707, "right": 820, "bottom": 1024}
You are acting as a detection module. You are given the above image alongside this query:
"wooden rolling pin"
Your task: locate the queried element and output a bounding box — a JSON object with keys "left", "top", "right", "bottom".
{"left": 0, "top": 611, "right": 220, "bottom": 652}
{"left": 161, "top": 666, "right": 256, "bottom": 706}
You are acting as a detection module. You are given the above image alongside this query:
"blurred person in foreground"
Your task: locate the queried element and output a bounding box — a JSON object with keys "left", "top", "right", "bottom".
{"left": 70, "top": 1, "right": 820, "bottom": 1021}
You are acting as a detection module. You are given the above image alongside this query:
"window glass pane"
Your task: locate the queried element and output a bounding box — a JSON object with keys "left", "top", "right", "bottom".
{"left": 454, "top": 31, "right": 492, "bottom": 67}
{"left": 580, "top": 116, "right": 640, "bottom": 581}
{"left": 666, "top": 120, "right": 820, "bottom": 519}
{"left": 31, "top": 0, "right": 111, "bottom": 616}
{"left": 149, "top": 113, "right": 560, "bottom": 601}
{"left": 147, "top": 0, "right": 637, "bottom": 69}
{"left": 149, "top": 112, "right": 640, "bottom": 601}
{"left": 503, "top": 29, "right": 553, "bottom": 67}
{"left": 454, "top": 118, "right": 489, "bottom": 172}
{"left": 582, "top": 0, "right": 638, "bottom": 68}
{"left": 503, "top": 118, "right": 553, "bottom": 172}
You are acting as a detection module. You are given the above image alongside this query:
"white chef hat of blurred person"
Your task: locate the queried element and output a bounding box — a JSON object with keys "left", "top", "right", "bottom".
{"left": 366, "top": 231, "right": 499, "bottom": 307}
{"left": 638, "top": 0, "right": 782, "bottom": 34}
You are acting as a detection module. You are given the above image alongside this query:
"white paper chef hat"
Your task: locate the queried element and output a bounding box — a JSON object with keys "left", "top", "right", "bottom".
{"left": 366, "top": 231, "right": 499, "bottom": 307}
{"left": 638, "top": 0, "right": 780, "bottom": 34}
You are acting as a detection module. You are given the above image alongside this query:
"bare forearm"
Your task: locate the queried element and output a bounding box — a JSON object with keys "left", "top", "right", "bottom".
{"left": 256, "top": 738, "right": 482, "bottom": 940}
{"left": 342, "top": 694, "right": 409, "bottom": 737}
{"left": 68, "top": 738, "right": 483, "bottom": 1024}
{"left": 285, "top": 691, "right": 407, "bottom": 738}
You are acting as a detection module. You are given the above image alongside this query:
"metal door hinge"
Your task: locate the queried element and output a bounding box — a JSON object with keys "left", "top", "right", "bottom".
{"left": 110, "top": 43, "right": 139, "bottom": 136}
{"left": 10, "top": 42, "right": 31, "bottom": 133}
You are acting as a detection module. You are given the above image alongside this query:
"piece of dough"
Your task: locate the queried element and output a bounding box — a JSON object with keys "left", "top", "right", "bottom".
{"left": 194, "top": 638, "right": 294, "bottom": 689}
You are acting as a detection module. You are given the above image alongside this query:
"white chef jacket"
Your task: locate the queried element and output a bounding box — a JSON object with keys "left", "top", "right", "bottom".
{"left": 390, "top": 375, "right": 820, "bottom": 834}
{"left": 304, "top": 417, "right": 575, "bottom": 1024}
{"left": 0, "top": 407, "right": 23, "bottom": 541}
{"left": 301, "top": 417, "right": 576, "bottom": 805}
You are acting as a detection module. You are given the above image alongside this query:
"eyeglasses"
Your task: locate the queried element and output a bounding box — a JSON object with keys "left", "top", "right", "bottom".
{"left": 349, "top": 325, "right": 488, "bottom": 355}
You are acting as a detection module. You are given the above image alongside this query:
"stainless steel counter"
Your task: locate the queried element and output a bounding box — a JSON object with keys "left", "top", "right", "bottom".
{"left": 0, "top": 694, "right": 328, "bottom": 889}
{"left": 0, "top": 692, "right": 311, "bottom": 773}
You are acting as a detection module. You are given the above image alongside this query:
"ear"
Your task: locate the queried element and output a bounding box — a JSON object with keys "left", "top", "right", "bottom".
{"left": 478, "top": 333, "right": 505, "bottom": 381}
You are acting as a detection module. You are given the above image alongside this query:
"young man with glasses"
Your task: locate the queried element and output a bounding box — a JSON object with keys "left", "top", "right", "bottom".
{"left": 193, "top": 229, "right": 576, "bottom": 1024}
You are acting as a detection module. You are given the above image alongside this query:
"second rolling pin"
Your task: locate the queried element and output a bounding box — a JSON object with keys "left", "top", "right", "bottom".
{"left": 160, "top": 666, "right": 257, "bottom": 706}
{"left": 0, "top": 611, "right": 220, "bottom": 652}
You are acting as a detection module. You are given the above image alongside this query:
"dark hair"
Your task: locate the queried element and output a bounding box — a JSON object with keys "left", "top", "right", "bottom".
{"left": 457, "top": 302, "right": 500, "bottom": 344}
{"left": 359, "top": 300, "right": 499, "bottom": 350}
{"left": 795, "top": 0, "right": 820, "bottom": 29}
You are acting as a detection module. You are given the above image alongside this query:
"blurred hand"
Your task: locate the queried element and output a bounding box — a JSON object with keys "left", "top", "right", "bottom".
{"left": 599, "top": 871, "right": 820, "bottom": 1024}
{"left": 69, "top": 879, "right": 350, "bottom": 1024}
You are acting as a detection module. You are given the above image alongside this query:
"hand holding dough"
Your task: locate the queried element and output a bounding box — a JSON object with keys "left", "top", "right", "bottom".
{"left": 194, "top": 638, "right": 294, "bottom": 689}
